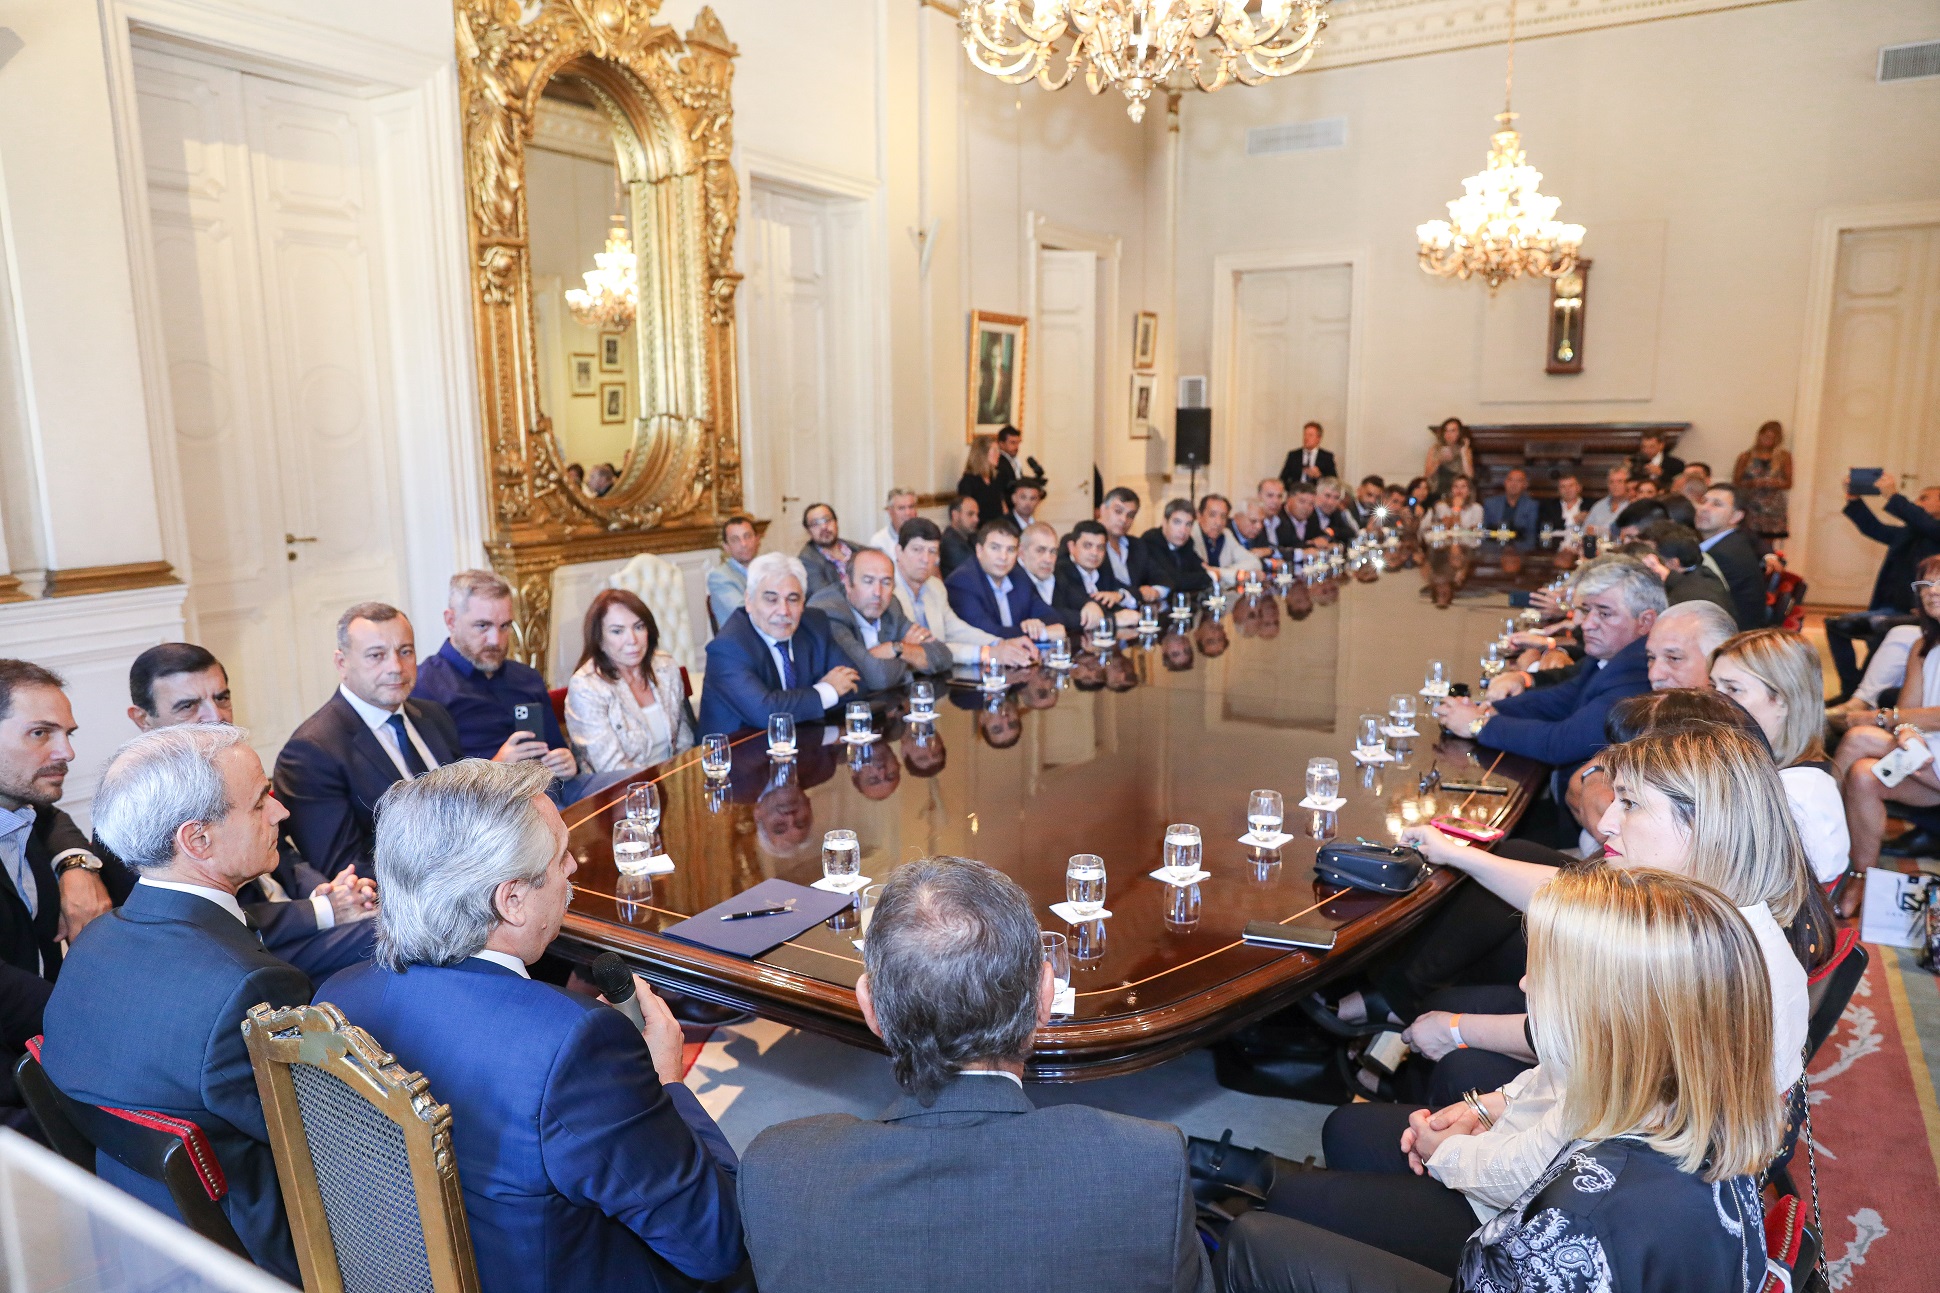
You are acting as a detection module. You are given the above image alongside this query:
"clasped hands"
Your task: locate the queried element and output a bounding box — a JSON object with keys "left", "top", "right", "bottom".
{"left": 1432, "top": 696, "right": 1492, "bottom": 739}
{"left": 1398, "top": 1089, "right": 1506, "bottom": 1175}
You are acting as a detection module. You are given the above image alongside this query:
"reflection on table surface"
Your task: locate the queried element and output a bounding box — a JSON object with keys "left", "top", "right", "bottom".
{"left": 557, "top": 548, "right": 1549, "bottom": 1077}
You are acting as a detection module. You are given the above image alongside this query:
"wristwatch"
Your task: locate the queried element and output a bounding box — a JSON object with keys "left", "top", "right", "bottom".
{"left": 52, "top": 850, "right": 103, "bottom": 880}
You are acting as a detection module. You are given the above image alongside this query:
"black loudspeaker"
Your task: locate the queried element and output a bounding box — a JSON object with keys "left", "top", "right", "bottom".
{"left": 1175, "top": 408, "right": 1211, "bottom": 469}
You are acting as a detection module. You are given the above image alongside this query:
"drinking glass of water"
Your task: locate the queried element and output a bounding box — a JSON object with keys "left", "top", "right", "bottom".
{"left": 845, "top": 701, "right": 872, "bottom": 742}
{"left": 821, "top": 829, "right": 859, "bottom": 886}
{"left": 980, "top": 644, "right": 1007, "bottom": 690}
{"left": 1163, "top": 823, "right": 1202, "bottom": 880}
{"left": 767, "top": 712, "right": 796, "bottom": 759}
{"left": 1424, "top": 660, "right": 1448, "bottom": 694}
{"left": 1139, "top": 601, "right": 1160, "bottom": 633}
{"left": 1049, "top": 635, "right": 1072, "bottom": 668}
{"left": 1306, "top": 756, "right": 1341, "bottom": 804}
{"left": 1041, "top": 932, "right": 1071, "bottom": 997}
{"left": 701, "top": 733, "right": 731, "bottom": 780}
{"left": 1247, "top": 790, "right": 1284, "bottom": 841}
{"left": 910, "top": 679, "right": 935, "bottom": 717}
{"left": 1171, "top": 592, "right": 1191, "bottom": 620}
{"left": 856, "top": 883, "right": 886, "bottom": 942}
{"left": 1065, "top": 854, "right": 1106, "bottom": 919}
{"left": 1388, "top": 694, "right": 1417, "bottom": 733}
{"left": 624, "top": 781, "right": 661, "bottom": 831}
{"left": 1481, "top": 642, "right": 1504, "bottom": 678}
{"left": 612, "top": 819, "right": 654, "bottom": 877}
{"left": 1357, "top": 714, "right": 1387, "bottom": 758}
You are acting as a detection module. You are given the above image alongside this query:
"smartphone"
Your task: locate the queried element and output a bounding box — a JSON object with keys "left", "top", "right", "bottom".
{"left": 1875, "top": 740, "right": 1933, "bottom": 788}
{"left": 1242, "top": 921, "right": 1337, "bottom": 952}
{"left": 1449, "top": 682, "right": 1472, "bottom": 699}
{"left": 511, "top": 702, "right": 546, "bottom": 741}
{"left": 1507, "top": 591, "right": 1533, "bottom": 608}
{"left": 1849, "top": 468, "right": 1884, "bottom": 496}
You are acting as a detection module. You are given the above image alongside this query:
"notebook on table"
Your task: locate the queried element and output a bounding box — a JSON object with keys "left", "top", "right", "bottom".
{"left": 661, "top": 879, "right": 855, "bottom": 959}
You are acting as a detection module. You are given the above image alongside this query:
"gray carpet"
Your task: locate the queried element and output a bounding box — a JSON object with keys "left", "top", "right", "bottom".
{"left": 684, "top": 1018, "right": 1332, "bottom": 1161}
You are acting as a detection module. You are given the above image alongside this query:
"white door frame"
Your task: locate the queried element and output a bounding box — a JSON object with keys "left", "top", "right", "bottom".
{"left": 98, "top": 0, "right": 483, "bottom": 636}
{"left": 736, "top": 149, "right": 890, "bottom": 541}
{"left": 1026, "top": 213, "right": 1122, "bottom": 486}
{"left": 1787, "top": 199, "right": 1940, "bottom": 585}
{"left": 1210, "top": 249, "right": 1368, "bottom": 502}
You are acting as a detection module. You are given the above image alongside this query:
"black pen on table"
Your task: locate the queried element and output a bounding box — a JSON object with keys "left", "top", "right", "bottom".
{"left": 721, "top": 903, "right": 794, "bottom": 921}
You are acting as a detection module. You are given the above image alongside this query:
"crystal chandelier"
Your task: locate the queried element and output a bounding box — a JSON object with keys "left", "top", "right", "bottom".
{"left": 1416, "top": 1, "right": 1583, "bottom": 291}
{"left": 960, "top": 1, "right": 1328, "bottom": 124}
{"left": 565, "top": 221, "right": 637, "bottom": 332}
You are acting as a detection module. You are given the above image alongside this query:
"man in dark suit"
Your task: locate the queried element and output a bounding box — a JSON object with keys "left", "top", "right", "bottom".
{"left": 939, "top": 494, "right": 981, "bottom": 579}
{"left": 126, "top": 643, "right": 377, "bottom": 978}
{"left": 1481, "top": 467, "right": 1541, "bottom": 539}
{"left": 1282, "top": 482, "right": 1331, "bottom": 549}
{"left": 1630, "top": 429, "right": 1684, "bottom": 488}
{"left": 274, "top": 602, "right": 466, "bottom": 879}
{"left": 1434, "top": 557, "right": 1661, "bottom": 792}
{"left": 1825, "top": 474, "right": 1940, "bottom": 698}
{"left": 1013, "top": 520, "right": 1096, "bottom": 635}
{"left": 1253, "top": 478, "right": 1293, "bottom": 553}
{"left": 1278, "top": 421, "right": 1336, "bottom": 489}
{"left": 809, "top": 547, "right": 950, "bottom": 692}
{"left": 41, "top": 724, "right": 312, "bottom": 1281}
{"left": 1635, "top": 522, "right": 1736, "bottom": 620}
{"left": 739, "top": 856, "right": 1210, "bottom": 1293}
{"left": 1055, "top": 521, "right": 1139, "bottom": 628}
{"left": 1096, "top": 486, "right": 1163, "bottom": 602}
{"left": 992, "top": 425, "right": 1024, "bottom": 505}
{"left": 1694, "top": 484, "right": 1770, "bottom": 629}
{"left": 0, "top": 661, "right": 139, "bottom": 1136}
{"left": 1138, "top": 499, "right": 1214, "bottom": 597}
{"left": 1313, "top": 477, "right": 1360, "bottom": 543}
{"left": 945, "top": 522, "right": 1061, "bottom": 645}
{"left": 699, "top": 552, "right": 860, "bottom": 736}
{"left": 324, "top": 761, "right": 745, "bottom": 1293}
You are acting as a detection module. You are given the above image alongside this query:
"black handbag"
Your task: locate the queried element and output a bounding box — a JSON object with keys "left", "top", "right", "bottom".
{"left": 1315, "top": 839, "right": 1429, "bottom": 895}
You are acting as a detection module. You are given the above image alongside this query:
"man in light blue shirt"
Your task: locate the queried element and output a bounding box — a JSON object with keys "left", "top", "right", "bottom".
{"left": 706, "top": 514, "right": 760, "bottom": 631}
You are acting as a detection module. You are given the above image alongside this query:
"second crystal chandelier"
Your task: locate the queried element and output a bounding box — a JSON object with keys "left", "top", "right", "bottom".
{"left": 960, "top": 1, "right": 1328, "bottom": 123}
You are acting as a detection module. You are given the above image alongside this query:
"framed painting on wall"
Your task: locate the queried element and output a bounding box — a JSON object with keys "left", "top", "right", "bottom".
{"left": 599, "top": 382, "right": 626, "bottom": 424}
{"left": 967, "top": 310, "right": 1028, "bottom": 439}
{"left": 1133, "top": 311, "right": 1159, "bottom": 372}
{"left": 1129, "top": 373, "right": 1156, "bottom": 439}
{"left": 570, "top": 353, "right": 597, "bottom": 396}
{"left": 600, "top": 333, "right": 625, "bottom": 372}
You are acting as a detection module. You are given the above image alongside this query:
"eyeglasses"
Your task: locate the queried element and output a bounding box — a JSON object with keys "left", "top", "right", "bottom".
{"left": 1915, "top": 581, "right": 1938, "bottom": 596}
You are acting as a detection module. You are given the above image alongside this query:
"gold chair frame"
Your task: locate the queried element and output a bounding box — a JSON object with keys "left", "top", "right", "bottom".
{"left": 243, "top": 1002, "right": 480, "bottom": 1293}
{"left": 454, "top": 0, "right": 746, "bottom": 666}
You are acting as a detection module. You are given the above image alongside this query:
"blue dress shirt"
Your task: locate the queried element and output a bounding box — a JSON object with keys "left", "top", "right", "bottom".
{"left": 413, "top": 639, "right": 567, "bottom": 760}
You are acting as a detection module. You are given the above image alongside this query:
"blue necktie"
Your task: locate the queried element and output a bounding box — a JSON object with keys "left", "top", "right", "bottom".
{"left": 386, "top": 713, "right": 430, "bottom": 778}
{"left": 778, "top": 639, "right": 799, "bottom": 689}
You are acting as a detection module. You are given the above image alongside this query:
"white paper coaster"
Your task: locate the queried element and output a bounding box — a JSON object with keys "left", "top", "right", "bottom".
{"left": 1352, "top": 749, "right": 1394, "bottom": 765}
{"left": 1419, "top": 685, "right": 1450, "bottom": 699}
{"left": 1049, "top": 902, "right": 1113, "bottom": 923}
{"left": 810, "top": 873, "right": 872, "bottom": 895}
{"left": 838, "top": 732, "right": 879, "bottom": 745}
{"left": 1298, "top": 796, "right": 1347, "bottom": 812}
{"left": 617, "top": 853, "right": 676, "bottom": 877}
{"left": 1051, "top": 985, "right": 1076, "bottom": 1017}
{"left": 1148, "top": 867, "right": 1211, "bottom": 887}
{"left": 1240, "top": 831, "right": 1295, "bottom": 849}
{"left": 1381, "top": 724, "right": 1419, "bottom": 739}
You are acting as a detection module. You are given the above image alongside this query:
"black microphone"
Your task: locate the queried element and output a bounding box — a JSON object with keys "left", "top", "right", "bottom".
{"left": 589, "top": 952, "right": 645, "bottom": 1029}
{"left": 1027, "top": 456, "right": 1046, "bottom": 478}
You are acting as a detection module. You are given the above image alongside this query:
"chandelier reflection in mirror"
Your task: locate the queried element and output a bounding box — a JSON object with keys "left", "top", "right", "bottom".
{"left": 1416, "top": 0, "right": 1584, "bottom": 291}
{"left": 565, "top": 219, "right": 638, "bottom": 332}
{"left": 960, "top": 1, "right": 1328, "bottom": 123}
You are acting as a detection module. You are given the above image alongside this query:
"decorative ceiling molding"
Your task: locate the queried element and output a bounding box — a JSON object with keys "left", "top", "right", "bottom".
{"left": 1315, "top": 0, "right": 1797, "bottom": 70}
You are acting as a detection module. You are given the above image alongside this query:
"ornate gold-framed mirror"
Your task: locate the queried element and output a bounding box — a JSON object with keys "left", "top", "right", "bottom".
{"left": 455, "top": 0, "right": 744, "bottom": 664}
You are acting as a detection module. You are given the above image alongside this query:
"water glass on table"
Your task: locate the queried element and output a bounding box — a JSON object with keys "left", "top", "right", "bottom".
{"left": 1247, "top": 790, "right": 1284, "bottom": 842}
{"left": 856, "top": 883, "right": 886, "bottom": 942}
{"left": 821, "top": 829, "right": 859, "bottom": 887}
{"left": 1162, "top": 823, "right": 1202, "bottom": 880}
{"left": 1041, "top": 932, "right": 1071, "bottom": 998}
{"left": 767, "top": 712, "right": 797, "bottom": 759}
{"left": 1138, "top": 601, "right": 1160, "bottom": 633}
{"left": 1306, "top": 756, "right": 1340, "bottom": 804}
{"left": 612, "top": 818, "right": 655, "bottom": 877}
{"left": 979, "top": 644, "right": 1007, "bottom": 690}
{"left": 1388, "top": 694, "right": 1417, "bottom": 734}
{"left": 1065, "top": 854, "right": 1106, "bottom": 918}
{"left": 1423, "top": 659, "right": 1448, "bottom": 694}
{"left": 909, "top": 680, "right": 935, "bottom": 718}
{"left": 1048, "top": 635, "right": 1072, "bottom": 668}
{"left": 624, "top": 780, "right": 661, "bottom": 831}
{"left": 1356, "top": 713, "right": 1388, "bottom": 759}
{"left": 701, "top": 733, "right": 731, "bottom": 780}
{"left": 844, "top": 701, "right": 872, "bottom": 742}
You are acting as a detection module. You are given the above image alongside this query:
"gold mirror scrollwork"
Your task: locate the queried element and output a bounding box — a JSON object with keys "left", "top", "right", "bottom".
{"left": 455, "top": 0, "right": 744, "bottom": 664}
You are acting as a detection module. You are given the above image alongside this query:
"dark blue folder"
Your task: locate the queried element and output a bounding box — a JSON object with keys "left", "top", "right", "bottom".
{"left": 662, "top": 878, "right": 854, "bottom": 959}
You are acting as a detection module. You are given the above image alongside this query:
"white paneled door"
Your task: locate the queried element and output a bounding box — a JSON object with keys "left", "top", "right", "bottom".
{"left": 1228, "top": 264, "right": 1352, "bottom": 498}
{"left": 135, "top": 47, "right": 405, "bottom": 753}
{"left": 1034, "top": 248, "right": 1099, "bottom": 529}
{"left": 1805, "top": 224, "right": 1940, "bottom": 605}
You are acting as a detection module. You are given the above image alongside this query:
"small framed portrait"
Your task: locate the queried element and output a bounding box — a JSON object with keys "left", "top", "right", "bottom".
{"left": 966, "top": 309, "right": 1028, "bottom": 439}
{"left": 1129, "top": 373, "right": 1156, "bottom": 439}
{"left": 1132, "top": 310, "right": 1159, "bottom": 372}
{"left": 599, "top": 382, "right": 626, "bottom": 424}
{"left": 570, "top": 353, "right": 597, "bottom": 396}
{"left": 599, "top": 333, "right": 625, "bottom": 372}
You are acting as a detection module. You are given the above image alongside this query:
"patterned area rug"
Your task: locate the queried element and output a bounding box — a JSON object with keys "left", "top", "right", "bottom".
{"left": 1807, "top": 945, "right": 1940, "bottom": 1290}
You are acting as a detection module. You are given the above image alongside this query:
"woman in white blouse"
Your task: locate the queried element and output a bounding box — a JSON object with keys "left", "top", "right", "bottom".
{"left": 564, "top": 589, "right": 694, "bottom": 773}
{"left": 1428, "top": 475, "right": 1483, "bottom": 529}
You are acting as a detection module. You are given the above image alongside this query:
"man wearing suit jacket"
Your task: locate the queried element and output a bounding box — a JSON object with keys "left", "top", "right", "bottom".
{"left": 944, "top": 522, "right": 1062, "bottom": 646}
{"left": 125, "top": 644, "right": 377, "bottom": 979}
{"left": 1253, "top": 478, "right": 1294, "bottom": 553}
{"left": 1013, "top": 521, "right": 1097, "bottom": 634}
{"left": 1281, "top": 483, "right": 1334, "bottom": 549}
{"left": 939, "top": 495, "right": 981, "bottom": 579}
{"left": 1054, "top": 522, "right": 1140, "bottom": 629}
{"left": 274, "top": 603, "right": 466, "bottom": 880}
{"left": 809, "top": 547, "right": 950, "bottom": 692}
{"left": 699, "top": 552, "right": 860, "bottom": 736}
{"left": 798, "top": 503, "right": 859, "bottom": 596}
{"left": 1190, "top": 494, "right": 1261, "bottom": 587}
{"left": 1097, "top": 487, "right": 1165, "bottom": 602}
{"left": 324, "top": 762, "right": 745, "bottom": 1293}
{"left": 1695, "top": 484, "right": 1770, "bottom": 630}
{"left": 1630, "top": 430, "right": 1684, "bottom": 487}
{"left": 1434, "top": 558, "right": 1662, "bottom": 789}
{"left": 992, "top": 425, "right": 1024, "bottom": 505}
{"left": 1278, "top": 421, "right": 1337, "bottom": 490}
{"left": 890, "top": 519, "right": 1026, "bottom": 669}
{"left": 740, "top": 856, "right": 1211, "bottom": 1293}
{"left": 1481, "top": 468, "right": 1542, "bottom": 540}
{"left": 1139, "top": 499, "right": 1215, "bottom": 597}
{"left": 1312, "top": 478, "right": 1360, "bottom": 544}
{"left": 42, "top": 724, "right": 312, "bottom": 1282}
{"left": 0, "top": 661, "right": 139, "bottom": 1136}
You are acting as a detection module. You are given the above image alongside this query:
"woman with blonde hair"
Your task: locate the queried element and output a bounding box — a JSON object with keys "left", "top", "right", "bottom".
{"left": 1709, "top": 627, "right": 1849, "bottom": 884}
{"left": 1423, "top": 418, "right": 1474, "bottom": 501}
{"left": 955, "top": 433, "right": 1005, "bottom": 525}
{"left": 1220, "top": 867, "right": 1781, "bottom": 1293}
{"left": 1428, "top": 474, "right": 1482, "bottom": 529}
{"left": 1732, "top": 419, "right": 1792, "bottom": 545}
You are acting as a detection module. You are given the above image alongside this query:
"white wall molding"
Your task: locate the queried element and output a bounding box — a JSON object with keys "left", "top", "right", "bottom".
{"left": 1316, "top": 0, "right": 1798, "bottom": 71}
{"left": 1785, "top": 198, "right": 1940, "bottom": 586}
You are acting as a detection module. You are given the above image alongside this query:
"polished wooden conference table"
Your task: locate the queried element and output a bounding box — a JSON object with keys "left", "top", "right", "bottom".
{"left": 556, "top": 546, "right": 1547, "bottom": 1080}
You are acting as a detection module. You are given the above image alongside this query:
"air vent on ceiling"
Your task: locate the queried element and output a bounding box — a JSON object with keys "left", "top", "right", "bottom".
{"left": 1178, "top": 376, "right": 1207, "bottom": 410}
{"left": 1246, "top": 116, "right": 1347, "bottom": 157}
{"left": 1879, "top": 40, "right": 1940, "bottom": 83}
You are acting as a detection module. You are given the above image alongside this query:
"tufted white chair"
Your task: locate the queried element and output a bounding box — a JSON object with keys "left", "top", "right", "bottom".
{"left": 607, "top": 552, "right": 702, "bottom": 680}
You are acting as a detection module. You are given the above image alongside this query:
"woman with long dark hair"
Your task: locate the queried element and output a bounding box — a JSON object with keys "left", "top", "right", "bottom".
{"left": 563, "top": 589, "right": 693, "bottom": 772}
